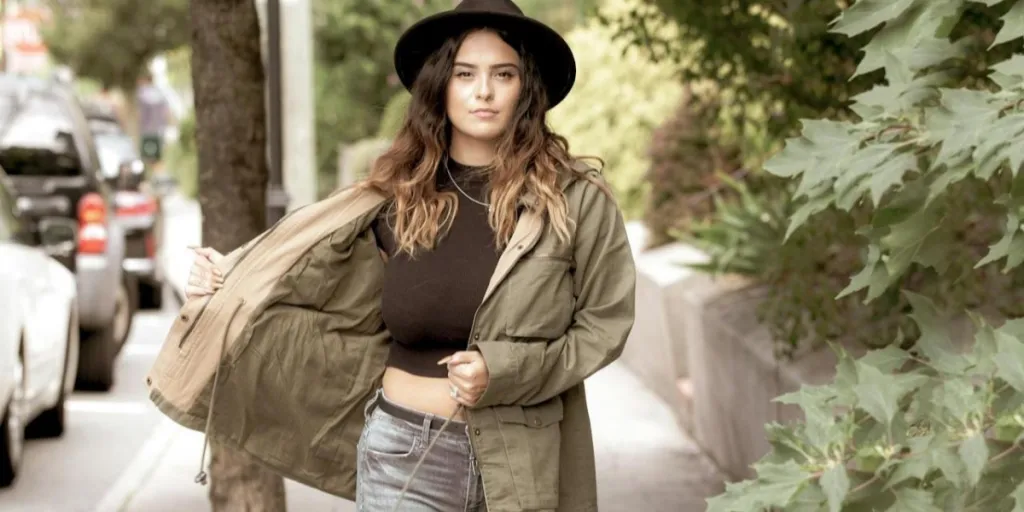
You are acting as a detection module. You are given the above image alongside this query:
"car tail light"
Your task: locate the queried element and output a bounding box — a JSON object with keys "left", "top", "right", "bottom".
{"left": 78, "top": 193, "right": 107, "bottom": 254}
{"left": 115, "top": 191, "right": 157, "bottom": 217}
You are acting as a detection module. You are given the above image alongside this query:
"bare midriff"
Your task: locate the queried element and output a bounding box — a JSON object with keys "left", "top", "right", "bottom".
{"left": 382, "top": 366, "right": 466, "bottom": 422}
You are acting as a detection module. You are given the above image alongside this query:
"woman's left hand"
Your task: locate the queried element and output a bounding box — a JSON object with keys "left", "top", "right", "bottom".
{"left": 439, "top": 351, "right": 489, "bottom": 407}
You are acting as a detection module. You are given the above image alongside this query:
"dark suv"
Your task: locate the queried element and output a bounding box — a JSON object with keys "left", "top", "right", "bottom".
{"left": 0, "top": 74, "right": 134, "bottom": 391}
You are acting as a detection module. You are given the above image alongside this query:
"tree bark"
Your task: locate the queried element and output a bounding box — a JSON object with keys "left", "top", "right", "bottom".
{"left": 190, "top": 0, "right": 286, "bottom": 510}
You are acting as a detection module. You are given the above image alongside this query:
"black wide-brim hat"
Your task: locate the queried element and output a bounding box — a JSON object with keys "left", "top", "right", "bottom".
{"left": 394, "top": 0, "right": 576, "bottom": 110}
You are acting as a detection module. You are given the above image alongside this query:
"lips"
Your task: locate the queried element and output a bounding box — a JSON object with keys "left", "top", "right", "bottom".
{"left": 471, "top": 109, "right": 498, "bottom": 119}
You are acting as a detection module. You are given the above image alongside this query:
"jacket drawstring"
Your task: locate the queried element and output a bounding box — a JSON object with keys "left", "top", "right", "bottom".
{"left": 194, "top": 298, "right": 246, "bottom": 486}
{"left": 390, "top": 403, "right": 466, "bottom": 512}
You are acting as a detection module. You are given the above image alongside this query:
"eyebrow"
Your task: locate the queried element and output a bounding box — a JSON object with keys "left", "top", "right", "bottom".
{"left": 453, "top": 62, "right": 520, "bottom": 70}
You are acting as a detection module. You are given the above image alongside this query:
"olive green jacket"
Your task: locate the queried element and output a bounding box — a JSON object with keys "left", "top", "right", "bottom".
{"left": 145, "top": 164, "right": 636, "bottom": 512}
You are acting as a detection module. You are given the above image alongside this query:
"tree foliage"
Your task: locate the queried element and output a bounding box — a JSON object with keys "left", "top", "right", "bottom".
{"left": 705, "top": 0, "right": 1024, "bottom": 509}
{"left": 547, "top": 0, "right": 684, "bottom": 219}
{"left": 41, "top": 0, "right": 189, "bottom": 90}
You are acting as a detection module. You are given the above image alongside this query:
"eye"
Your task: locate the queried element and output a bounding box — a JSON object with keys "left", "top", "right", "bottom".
{"left": 455, "top": 71, "right": 473, "bottom": 78}
{"left": 496, "top": 71, "right": 515, "bottom": 80}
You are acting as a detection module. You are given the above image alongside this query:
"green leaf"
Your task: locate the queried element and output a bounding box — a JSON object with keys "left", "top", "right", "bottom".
{"left": 995, "top": 329, "right": 1024, "bottom": 392}
{"left": 763, "top": 137, "right": 813, "bottom": 178}
{"left": 820, "top": 464, "right": 849, "bottom": 512}
{"left": 774, "top": 385, "right": 844, "bottom": 449}
{"left": 992, "top": 0, "right": 1024, "bottom": 48}
{"left": 853, "top": 361, "right": 925, "bottom": 425}
{"left": 861, "top": 345, "right": 912, "bottom": 373}
{"left": 869, "top": 151, "right": 918, "bottom": 206}
{"left": 886, "top": 436, "right": 935, "bottom": 488}
{"left": 957, "top": 432, "right": 989, "bottom": 487}
{"left": 976, "top": 211, "right": 1022, "bottom": 271}
{"left": 882, "top": 206, "right": 945, "bottom": 277}
{"left": 905, "top": 291, "right": 970, "bottom": 373}
{"left": 854, "top": 0, "right": 963, "bottom": 76}
{"left": 749, "top": 460, "right": 816, "bottom": 507}
{"left": 990, "top": 54, "right": 1024, "bottom": 89}
{"left": 1012, "top": 480, "right": 1024, "bottom": 512}
{"left": 886, "top": 488, "right": 943, "bottom": 512}
{"left": 837, "top": 245, "right": 885, "bottom": 300}
{"left": 785, "top": 195, "right": 832, "bottom": 241}
{"left": 831, "top": 0, "right": 918, "bottom": 37}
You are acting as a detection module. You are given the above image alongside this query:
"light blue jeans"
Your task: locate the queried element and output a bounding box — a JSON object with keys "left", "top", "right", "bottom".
{"left": 356, "top": 388, "right": 487, "bottom": 511}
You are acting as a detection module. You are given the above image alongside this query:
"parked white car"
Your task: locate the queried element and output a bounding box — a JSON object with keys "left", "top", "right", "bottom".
{"left": 0, "top": 174, "right": 80, "bottom": 487}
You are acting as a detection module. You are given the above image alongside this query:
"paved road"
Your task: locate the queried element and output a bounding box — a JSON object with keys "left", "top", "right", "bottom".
{"left": 0, "top": 308, "right": 174, "bottom": 512}
{"left": 0, "top": 192, "right": 195, "bottom": 512}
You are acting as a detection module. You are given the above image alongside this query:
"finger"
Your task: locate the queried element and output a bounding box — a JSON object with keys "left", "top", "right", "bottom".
{"left": 192, "top": 256, "right": 223, "bottom": 277}
{"left": 196, "top": 247, "right": 225, "bottom": 265}
{"left": 448, "top": 373, "right": 485, "bottom": 395}
{"left": 446, "top": 351, "right": 479, "bottom": 367}
{"left": 448, "top": 362, "right": 480, "bottom": 380}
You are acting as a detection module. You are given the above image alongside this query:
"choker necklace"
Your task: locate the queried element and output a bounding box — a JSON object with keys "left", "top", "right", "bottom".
{"left": 444, "top": 158, "right": 490, "bottom": 208}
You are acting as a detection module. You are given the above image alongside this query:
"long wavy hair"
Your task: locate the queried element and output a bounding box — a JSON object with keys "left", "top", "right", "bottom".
{"left": 357, "top": 27, "right": 606, "bottom": 257}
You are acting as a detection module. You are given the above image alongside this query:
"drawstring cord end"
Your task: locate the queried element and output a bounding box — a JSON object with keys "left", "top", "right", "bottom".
{"left": 192, "top": 298, "right": 245, "bottom": 489}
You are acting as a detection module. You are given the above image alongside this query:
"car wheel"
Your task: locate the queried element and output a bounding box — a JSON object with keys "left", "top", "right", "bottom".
{"left": 27, "top": 306, "right": 78, "bottom": 438}
{"left": 112, "top": 276, "right": 136, "bottom": 348}
{"left": 0, "top": 351, "right": 26, "bottom": 487}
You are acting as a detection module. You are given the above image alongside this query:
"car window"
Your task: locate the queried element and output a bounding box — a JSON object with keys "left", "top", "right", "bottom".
{"left": 95, "top": 134, "right": 138, "bottom": 179}
{"left": 0, "top": 90, "right": 84, "bottom": 177}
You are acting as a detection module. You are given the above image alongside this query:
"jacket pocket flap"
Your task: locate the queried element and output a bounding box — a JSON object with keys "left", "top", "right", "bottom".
{"left": 494, "top": 398, "right": 564, "bottom": 427}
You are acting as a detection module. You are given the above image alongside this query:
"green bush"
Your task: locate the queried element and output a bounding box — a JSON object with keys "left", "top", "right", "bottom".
{"left": 376, "top": 91, "right": 410, "bottom": 140}
{"left": 707, "top": 0, "right": 1024, "bottom": 509}
{"left": 642, "top": 86, "right": 745, "bottom": 247}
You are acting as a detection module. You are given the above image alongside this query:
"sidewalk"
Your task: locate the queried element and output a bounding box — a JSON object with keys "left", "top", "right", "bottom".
{"left": 102, "top": 361, "right": 723, "bottom": 512}
{"left": 116, "top": 194, "right": 726, "bottom": 511}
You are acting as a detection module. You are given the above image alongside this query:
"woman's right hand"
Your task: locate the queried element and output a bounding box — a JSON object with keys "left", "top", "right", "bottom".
{"left": 185, "top": 246, "right": 225, "bottom": 299}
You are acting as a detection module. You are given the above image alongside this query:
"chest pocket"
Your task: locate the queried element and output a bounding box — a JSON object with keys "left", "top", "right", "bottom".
{"left": 502, "top": 255, "right": 575, "bottom": 339}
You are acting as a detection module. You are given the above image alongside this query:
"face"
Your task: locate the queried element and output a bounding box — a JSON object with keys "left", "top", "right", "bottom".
{"left": 446, "top": 30, "right": 522, "bottom": 144}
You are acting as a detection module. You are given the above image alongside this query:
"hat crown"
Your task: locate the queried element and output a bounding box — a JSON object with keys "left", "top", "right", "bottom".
{"left": 454, "top": 0, "right": 524, "bottom": 16}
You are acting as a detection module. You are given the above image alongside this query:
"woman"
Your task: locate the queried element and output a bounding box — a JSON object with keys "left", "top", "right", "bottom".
{"left": 152, "top": 1, "right": 636, "bottom": 511}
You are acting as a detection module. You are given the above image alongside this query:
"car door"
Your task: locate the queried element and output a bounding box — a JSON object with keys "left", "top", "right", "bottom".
{"left": 0, "top": 174, "right": 27, "bottom": 405}
{"left": 0, "top": 173, "right": 57, "bottom": 404}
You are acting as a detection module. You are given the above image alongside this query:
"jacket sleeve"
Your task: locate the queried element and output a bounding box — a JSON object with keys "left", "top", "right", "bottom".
{"left": 471, "top": 175, "right": 637, "bottom": 408}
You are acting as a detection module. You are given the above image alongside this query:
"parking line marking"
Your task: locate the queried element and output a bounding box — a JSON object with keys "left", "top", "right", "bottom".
{"left": 93, "top": 417, "right": 179, "bottom": 512}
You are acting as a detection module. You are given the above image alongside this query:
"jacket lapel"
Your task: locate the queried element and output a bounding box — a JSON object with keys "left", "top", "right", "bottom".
{"left": 480, "top": 200, "right": 544, "bottom": 305}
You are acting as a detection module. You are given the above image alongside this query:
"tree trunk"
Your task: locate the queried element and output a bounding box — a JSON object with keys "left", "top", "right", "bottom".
{"left": 190, "top": 0, "right": 287, "bottom": 510}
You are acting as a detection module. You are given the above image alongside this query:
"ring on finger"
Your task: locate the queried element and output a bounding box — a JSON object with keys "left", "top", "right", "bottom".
{"left": 450, "top": 385, "right": 459, "bottom": 400}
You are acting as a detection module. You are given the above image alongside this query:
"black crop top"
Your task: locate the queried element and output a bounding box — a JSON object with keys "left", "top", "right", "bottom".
{"left": 371, "top": 158, "right": 501, "bottom": 378}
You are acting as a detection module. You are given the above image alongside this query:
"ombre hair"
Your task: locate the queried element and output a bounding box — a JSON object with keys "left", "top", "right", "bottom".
{"left": 357, "top": 27, "right": 608, "bottom": 256}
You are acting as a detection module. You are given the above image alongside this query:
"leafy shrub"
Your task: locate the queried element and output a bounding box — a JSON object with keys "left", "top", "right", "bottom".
{"left": 642, "top": 87, "right": 744, "bottom": 247}
{"left": 706, "top": 0, "right": 1024, "bottom": 509}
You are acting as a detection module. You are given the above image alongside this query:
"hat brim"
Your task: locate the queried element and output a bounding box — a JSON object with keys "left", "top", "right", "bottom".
{"left": 394, "top": 11, "right": 576, "bottom": 109}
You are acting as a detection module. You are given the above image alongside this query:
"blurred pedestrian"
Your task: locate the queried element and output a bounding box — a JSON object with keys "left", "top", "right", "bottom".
{"left": 152, "top": 1, "right": 636, "bottom": 511}
{"left": 135, "top": 72, "right": 171, "bottom": 176}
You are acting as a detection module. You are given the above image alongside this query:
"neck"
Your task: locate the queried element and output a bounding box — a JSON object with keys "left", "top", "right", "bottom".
{"left": 449, "top": 133, "right": 496, "bottom": 166}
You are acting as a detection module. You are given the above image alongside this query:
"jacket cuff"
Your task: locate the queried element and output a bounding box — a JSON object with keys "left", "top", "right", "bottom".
{"left": 471, "top": 341, "right": 519, "bottom": 408}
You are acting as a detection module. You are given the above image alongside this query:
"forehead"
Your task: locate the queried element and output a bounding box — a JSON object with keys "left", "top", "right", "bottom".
{"left": 455, "top": 30, "right": 520, "bottom": 66}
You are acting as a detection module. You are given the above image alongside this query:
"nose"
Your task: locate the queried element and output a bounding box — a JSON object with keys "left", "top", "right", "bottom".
{"left": 474, "top": 76, "right": 493, "bottom": 101}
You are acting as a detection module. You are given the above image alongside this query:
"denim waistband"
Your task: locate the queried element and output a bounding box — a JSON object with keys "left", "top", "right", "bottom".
{"left": 365, "top": 388, "right": 468, "bottom": 434}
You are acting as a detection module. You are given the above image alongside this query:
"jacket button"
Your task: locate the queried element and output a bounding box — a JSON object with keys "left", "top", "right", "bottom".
{"left": 179, "top": 314, "right": 189, "bottom": 322}
{"left": 473, "top": 334, "right": 480, "bottom": 340}
{"left": 533, "top": 418, "right": 541, "bottom": 426}
{"left": 474, "top": 428, "right": 481, "bottom": 436}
